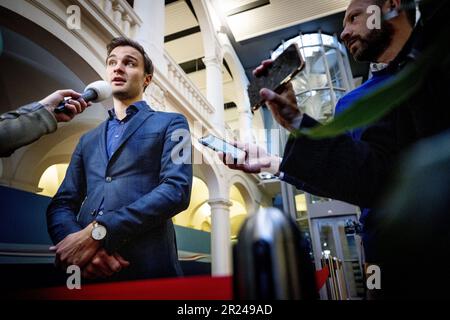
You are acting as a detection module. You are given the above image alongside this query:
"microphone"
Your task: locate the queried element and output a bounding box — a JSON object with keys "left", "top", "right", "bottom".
{"left": 54, "top": 80, "right": 112, "bottom": 114}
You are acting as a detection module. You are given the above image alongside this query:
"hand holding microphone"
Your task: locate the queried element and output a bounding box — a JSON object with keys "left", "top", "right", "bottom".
{"left": 40, "top": 80, "right": 112, "bottom": 123}
{"left": 39, "top": 89, "right": 89, "bottom": 123}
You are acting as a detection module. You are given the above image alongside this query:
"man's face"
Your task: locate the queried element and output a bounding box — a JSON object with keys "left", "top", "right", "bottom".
{"left": 106, "top": 46, "right": 151, "bottom": 100}
{"left": 341, "top": 0, "right": 394, "bottom": 62}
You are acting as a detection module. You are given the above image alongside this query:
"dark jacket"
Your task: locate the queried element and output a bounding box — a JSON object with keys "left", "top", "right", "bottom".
{"left": 0, "top": 103, "right": 57, "bottom": 157}
{"left": 280, "top": 3, "right": 450, "bottom": 259}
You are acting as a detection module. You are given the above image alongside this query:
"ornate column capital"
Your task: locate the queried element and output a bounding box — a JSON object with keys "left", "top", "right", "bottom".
{"left": 208, "top": 198, "right": 233, "bottom": 210}
{"left": 202, "top": 56, "right": 222, "bottom": 68}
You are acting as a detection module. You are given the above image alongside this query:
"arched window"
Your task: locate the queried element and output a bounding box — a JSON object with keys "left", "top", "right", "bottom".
{"left": 38, "top": 164, "right": 69, "bottom": 197}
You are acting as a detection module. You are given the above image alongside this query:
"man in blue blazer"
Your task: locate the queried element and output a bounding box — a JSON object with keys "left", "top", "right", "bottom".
{"left": 47, "top": 37, "right": 192, "bottom": 281}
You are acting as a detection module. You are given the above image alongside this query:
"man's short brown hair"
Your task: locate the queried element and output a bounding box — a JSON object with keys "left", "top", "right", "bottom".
{"left": 106, "top": 36, "right": 154, "bottom": 76}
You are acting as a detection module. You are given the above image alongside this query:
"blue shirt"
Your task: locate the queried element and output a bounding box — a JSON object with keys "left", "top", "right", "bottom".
{"left": 96, "top": 102, "right": 144, "bottom": 214}
{"left": 106, "top": 104, "right": 139, "bottom": 159}
{"left": 334, "top": 69, "right": 394, "bottom": 141}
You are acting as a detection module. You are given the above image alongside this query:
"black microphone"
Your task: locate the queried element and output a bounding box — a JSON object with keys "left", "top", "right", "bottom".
{"left": 54, "top": 80, "right": 112, "bottom": 114}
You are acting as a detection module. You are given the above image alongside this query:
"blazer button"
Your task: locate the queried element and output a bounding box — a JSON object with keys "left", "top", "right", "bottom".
{"left": 98, "top": 210, "right": 104, "bottom": 216}
{"left": 106, "top": 177, "right": 112, "bottom": 182}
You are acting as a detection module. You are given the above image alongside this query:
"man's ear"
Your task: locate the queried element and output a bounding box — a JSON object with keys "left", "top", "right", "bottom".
{"left": 144, "top": 74, "right": 152, "bottom": 88}
{"left": 390, "top": 0, "right": 401, "bottom": 11}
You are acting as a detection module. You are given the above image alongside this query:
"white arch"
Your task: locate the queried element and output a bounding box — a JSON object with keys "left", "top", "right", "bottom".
{"left": 222, "top": 44, "right": 251, "bottom": 113}
{"left": 193, "top": 149, "right": 227, "bottom": 198}
{"left": 1, "top": 1, "right": 111, "bottom": 79}
{"left": 11, "top": 119, "right": 101, "bottom": 192}
{"left": 228, "top": 173, "right": 260, "bottom": 215}
{"left": 221, "top": 39, "right": 254, "bottom": 143}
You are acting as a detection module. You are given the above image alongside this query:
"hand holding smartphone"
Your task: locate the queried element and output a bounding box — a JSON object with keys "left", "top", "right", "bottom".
{"left": 247, "top": 43, "right": 305, "bottom": 112}
{"left": 198, "top": 134, "right": 246, "bottom": 161}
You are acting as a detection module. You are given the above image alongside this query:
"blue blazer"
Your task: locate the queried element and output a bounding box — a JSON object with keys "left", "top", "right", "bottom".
{"left": 47, "top": 102, "right": 192, "bottom": 280}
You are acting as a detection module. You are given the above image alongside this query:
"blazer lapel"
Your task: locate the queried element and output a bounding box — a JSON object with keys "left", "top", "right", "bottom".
{"left": 98, "top": 121, "right": 109, "bottom": 166}
{"left": 108, "top": 109, "right": 154, "bottom": 162}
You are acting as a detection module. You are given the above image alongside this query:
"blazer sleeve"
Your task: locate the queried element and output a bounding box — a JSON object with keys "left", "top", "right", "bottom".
{"left": 279, "top": 114, "right": 398, "bottom": 208}
{"left": 281, "top": 172, "right": 334, "bottom": 199}
{"left": 96, "top": 114, "right": 193, "bottom": 253}
{"left": 46, "top": 139, "right": 86, "bottom": 244}
{"left": 0, "top": 103, "right": 57, "bottom": 157}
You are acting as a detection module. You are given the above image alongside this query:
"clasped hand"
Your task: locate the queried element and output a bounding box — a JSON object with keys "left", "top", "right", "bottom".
{"left": 50, "top": 223, "right": 129, "bottom": 279}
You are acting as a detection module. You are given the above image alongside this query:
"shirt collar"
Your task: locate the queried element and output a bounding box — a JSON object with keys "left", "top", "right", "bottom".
{"left": 370, "top": 62, "right": 389, "bottom": 73}
{"left": 107, "top": 100, "right": 150, "bottom": 121}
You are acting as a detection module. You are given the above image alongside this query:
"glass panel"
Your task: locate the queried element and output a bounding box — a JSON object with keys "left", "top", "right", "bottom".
{"left": 324, "top": 48, "right": 346, "bottom": 89}
{"left": 342, "top": 260, "right": 365, "bottom": 298}
{"left": 334, "top": 89, "right": 346, "bottom": 100}
{"left": 317, "top": 221, "right": 337, "bottom": 257}
{"left": 271, "top": 33, "right": 353, "bottom": 97}
{"left": 271, "top": 36, "right": 300, "bottom": 59}
{"left": 291, "top": 71, "right": 310, "bottom": 92}
{"left": 314, "top": 216, "right": 365, "bottom": 299}
{"left": 321, "top": 34, "right": 335, "bottom": 46}
{"left": 301, "top": 33, "right": 322, "bottom": 47}
{"left": 294, "top": 192, "right": 313, "bottom": 260}
{"left": 309, "top": 195, "right": 333, "bottom": 204}
{"left": 296, "top": 89, "right": 334, "bottom": 123}
{"left": 337, "top": 219, "right": 365, "bottom": 298}
{"left": 270, "top": 32, "right": 355, "bottom": 134}
{"left": 307, "top": 50, "right": 329, "bottom": 76}
{"left": 297, "top": 219, "right": 314, "bottom": 260}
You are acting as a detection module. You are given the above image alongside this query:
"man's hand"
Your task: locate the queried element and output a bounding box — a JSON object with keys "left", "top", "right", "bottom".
{"left": 218, "top": 141, "right": 281, "bottom": 175}
{"left": 254, "top": 60, "right": 302, "bottom": 131}
{"left": 50, "top": 223, "right": 101, "bottom": 270}
{"left": 82, "top": 249, "right": 130, "bottom": 279}
{"left": 39, "top": 89, "right": 91, "bottom": 123}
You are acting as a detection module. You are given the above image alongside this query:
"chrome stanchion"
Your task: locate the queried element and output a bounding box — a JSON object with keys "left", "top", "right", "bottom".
{"left": 233, "top": 207, "right": 317, "bottom": 300}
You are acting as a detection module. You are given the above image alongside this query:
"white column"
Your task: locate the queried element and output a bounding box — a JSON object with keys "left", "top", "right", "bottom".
{"left": 236, "top": 86, "right": 253, "bottom": 143}
{"left": 208, "top": 198, "right": 232, "bottom": 276}
{"left": 238, "top": 110, "right": 253, "bottom": 143}
{"left": 203, "top": 55, "right": 224, "bottom": 134}
{"left": 133, "top": 0, "right": 167, "bottom": 76}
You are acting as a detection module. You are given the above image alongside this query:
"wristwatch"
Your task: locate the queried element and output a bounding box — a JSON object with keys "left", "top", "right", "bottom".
{"left": 91, "top": 222, "right": 107, "bottom": 241}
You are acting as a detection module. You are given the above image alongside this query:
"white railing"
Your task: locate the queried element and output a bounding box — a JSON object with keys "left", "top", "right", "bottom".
{"left": 91, "top": 0, "right": 142, "bottom": 38}
{"left": 164, "top": 52, "right": 216, "bottom": 126}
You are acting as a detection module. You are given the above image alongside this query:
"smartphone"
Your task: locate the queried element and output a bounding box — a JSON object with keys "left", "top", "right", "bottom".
{"left": 198, "top": 134, "right": 246, "bottom": 160}
{"left": 247, "top": 43, "right": 305, "bottom": 112}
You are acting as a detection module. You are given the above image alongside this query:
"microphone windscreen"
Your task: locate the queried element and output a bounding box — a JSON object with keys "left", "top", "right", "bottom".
{"left": 84, "top": 80, "right": 112, "bottom": 102}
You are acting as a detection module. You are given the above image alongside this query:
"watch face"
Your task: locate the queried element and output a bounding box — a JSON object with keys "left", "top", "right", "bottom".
{"left": 92, "top": 225, "right": 107, "bottom": 240}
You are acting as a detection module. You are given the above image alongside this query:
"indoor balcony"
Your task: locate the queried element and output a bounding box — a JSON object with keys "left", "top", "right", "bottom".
{"left": 1, "top": 0, "right": 223, "bottom": 138}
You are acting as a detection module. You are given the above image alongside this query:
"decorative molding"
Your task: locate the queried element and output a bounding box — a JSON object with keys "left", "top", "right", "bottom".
{"left": 146, "top": 82, "right": 166, "bottom": 111}
{"left": 202, "top": 55, "right": 222, "bottom": 68}
{"left": 208, "top": 198, "right": 233, "bottom": 209}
